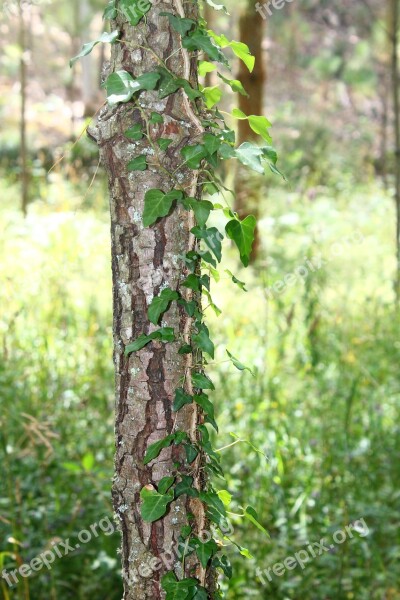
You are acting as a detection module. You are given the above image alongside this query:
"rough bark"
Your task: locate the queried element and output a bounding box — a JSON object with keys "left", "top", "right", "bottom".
{"left": 89, "top": 2, "right": 209, "bottom": 598}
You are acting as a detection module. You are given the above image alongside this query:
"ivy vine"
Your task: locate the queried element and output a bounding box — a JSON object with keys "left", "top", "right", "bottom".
{"left": 73, "top": 0, "right": 282, "bottom": 598}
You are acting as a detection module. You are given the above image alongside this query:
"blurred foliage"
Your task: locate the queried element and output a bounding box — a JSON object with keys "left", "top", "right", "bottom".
{"left": 0, "top": 183, "right": 120, "bottom": 599}
{"left": 1, "top": 176, "right": 399, "bottom": 599}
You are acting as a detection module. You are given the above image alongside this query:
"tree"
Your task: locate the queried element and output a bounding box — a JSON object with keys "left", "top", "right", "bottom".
{"left": 79, "top": 0, "right": 274, "bottom": 596}
{"left": 18, "top": 1, "right": 29, "bottom": 216}
{"left": 234, "top": 0, "right": 267, "bottom": 259}
{"left": 88, "top": 2, "right": 214, "bottom": 598}
{"left": 236, "top": 0, "right": 266, "bottom": 146}
{"left": 389, "top": 0, "right": 400, "bottom": 296}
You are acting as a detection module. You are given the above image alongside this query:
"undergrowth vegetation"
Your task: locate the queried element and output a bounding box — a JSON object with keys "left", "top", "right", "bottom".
{"left": 1, "top": 174, "right": 399, "bottom": 599}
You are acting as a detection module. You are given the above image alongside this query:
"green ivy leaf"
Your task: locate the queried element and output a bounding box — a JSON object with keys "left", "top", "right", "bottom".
{"left": 191, "top": 226, "right": 223, "bottom": 262}
{"left": 125, "top": 124, "right": 143, "bottom": 140}
{"left": 243, "top": 505, "right": 270, "bottom": 537}
{"left": 200, "top": 490, "right": 227, "bottom": 518}
{"left": 149, "top": 112, "right": 164, "bottom": 124}
{"left": 175, "top": 475, "right": 198, "bottom": 498}
{"left": 156, "top": 68, "right": 202, "bottom": 102}
{"left": 143, "top": 189, "right": 183, "bottom": 227}
{"left": 193, "top": 324, "right": 215, "bottom": 358}
{"left": 181, "top": 525, "right": 192, "bottom": 539}
{"left": 182, "top": 274, "right": 202, "bottom": 292}
{"left": 140, "top": 486, "right": 173, "bottom": 522}
{"left": 193, "top": 537, "right": 219, "bottom": 568}
{"left": 105, "top": 70, "right": 160, "bottom": 105}
{"left": 208, "top": 31, "right": 254, "bottom": 71}
{"left": 181, "top": 198, "right": 213, "bottom": 228}
{"left": 178, "top": 344, "right": 192, "bottom": 355}
{"left": 70, "top": 30, "right": 118, "bottom": 67}
{"left": 143, "top": 431, "right": 187, "bottom": 465}
{"left": 225, "top": 269, "right": 247, "bottom": 292}
{"left": 226, "top": 350, "right": 255, "bottom": 375}
{"left": 183, "top": 28, "right": 226, "bottom": 64}
{"left": 203, "top": 0, "right": 228, "bottom": 12}
{"left": 127, "top": 155, "right": 147, "bottom": 171}
{"left": 174, "top": 431, "right": 188, "bottom": 445}
{"left": 160, "top": 12, "right": 196, "bottom": 36}
{"left": 229, "top": 40, "right": 255, "bottom": 72}
{"left": 181, "top": 79, "right": 203, "bottom": 101}
{"left": 193, "top": 586, "right": 208, "bottom": 600}
{"left": 240, "top": 546, "right": 254, "bottom": 559}
{"left": 157, "top": 69, "right": 182, "bottom": 98}
{"left": 119, "top": 0, "right": 151, "bottom": 26}
{"left": 198, "top": 60, "right": 216, "bottom": 77}
{"left": 225, "top": 215, "right": 256, "bottom": 267}
{"left": 158, "top": 476, "right": 175, "bottom": 495}
{"left": 235, "top": 142, "right": 264, "bottom": 174}
{"left": 203, "top": 289, "right": 222, "bottom": 317}
{"left": 203, "top": 86, "right": 222, "bottom": 108}
{"left": 184, "top": 443, "right": 199, "bottom": 464}
{"left": 161, "top": 573, "right": 198, "bottom": 600}
{"left": 232, "top": 110, "right": 272, "bottom": 142}
{"left": 248, "top": 115, "right": 272, "bottom": 142}
{"left": 217, "top": 489, "right": 232, "bottom": 506}
{"left": 218, "top": 142, "right": 236, "bottom": 161}
{"left": 203, "top": 133, "right": 222, "bottom": 156}
{"left": 192, "top": 372, "right": 215, "bottom": 390}
{"left": 201, "top": 275, "right": 211, "bottom": 291}
{"left": 148, "top": 288, "right": 179, "bottom": 325}
{"left": 218, "top": 72, "right": 248, "bottom": 96}
{"left": 173, "top": 388, "right": 193, "bottom": 411}
{"left": 213, "top": 555, "right": 233, "bottom": 579}
{"left": 195, "top": 393, "right": 215, "bottom": 421}
{"left": 158, "top": 138, "right": 173, "bottom": 151}
{"left": 103, "top": 1, "right": 117, "bottom": 20}
{"left": 178, "top": 297, "right": 198, "bottom": 316}
{"left": 261, "top": 145, "right": 278, "bottom": 163}
{"left": 201, "top": 252, "right": 217, "bottom": 269}
{"left": 143, "top": 434, "right": 176, "bottom": 465}
{"left": 125, "top": 327, "right": 175, "bottom": 355}
{"left": 181, "top": 145, "right": 208, "bottom": 169}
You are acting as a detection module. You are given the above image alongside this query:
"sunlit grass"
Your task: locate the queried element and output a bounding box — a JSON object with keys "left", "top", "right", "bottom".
{"left": 0, "top": 177, "right": 399, "bottom": 599}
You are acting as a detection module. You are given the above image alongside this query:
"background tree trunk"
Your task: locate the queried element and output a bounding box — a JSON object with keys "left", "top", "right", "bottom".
{"left": 234, "top": 0, "right": 266, "bottom": 259}
{"left": 89, "top": 2, "right": 209, "bottom": 598}
{"left": 18, "top": 1, "right": 29, "bottom": 216}
{"left": 236, "top": 0, "right": 266, "bottom": 145}
{"left": 390, "top": 0, "right": 400, "bottom": 297}
{"left": 79, "top": 0, "right": 97, "bottom": 117}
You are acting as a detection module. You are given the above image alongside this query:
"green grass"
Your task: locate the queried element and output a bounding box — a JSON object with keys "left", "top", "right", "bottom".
{"left": 0, "top": 177, "right": 399, "bottom": 600}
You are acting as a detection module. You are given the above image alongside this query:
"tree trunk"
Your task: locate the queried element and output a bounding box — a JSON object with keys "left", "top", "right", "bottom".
{"left": 236, "top": 0, "right": 266, "bottom": 145}
{"left": 79, "top": 0, "right": 98, "bottom": 117}
{"left": 234, "top": 0, "right": 266, "bottom": 259}
{"left": 18, "top": 1, "right": 29, "bottom": 216}
{"left": 390, "top": 0, "right": 400, "bottom": 297}
{"left": 89, "top": 2, "right": 210, "bottom": 598}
